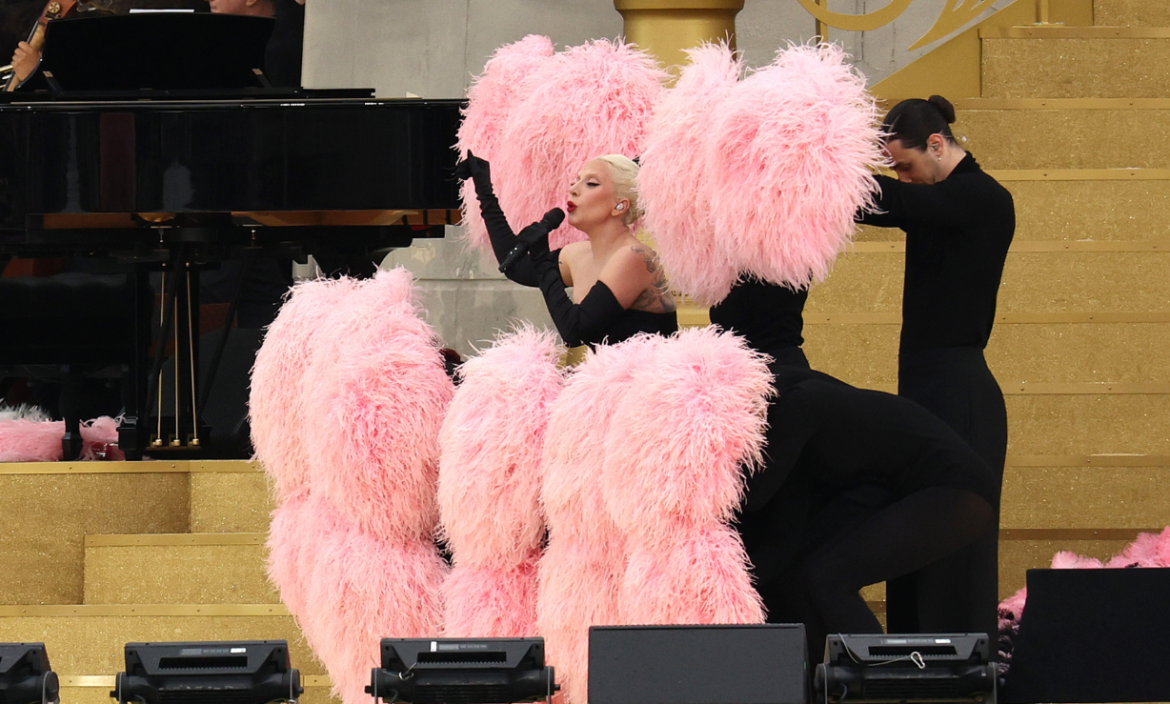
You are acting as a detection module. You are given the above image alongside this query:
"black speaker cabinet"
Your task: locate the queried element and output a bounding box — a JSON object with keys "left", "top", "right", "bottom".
{"left": 588, "top": 624, "right": 808, "bottom": 704}
{"left": 1003, "top": 567, "right": 1170, "bottom": 703}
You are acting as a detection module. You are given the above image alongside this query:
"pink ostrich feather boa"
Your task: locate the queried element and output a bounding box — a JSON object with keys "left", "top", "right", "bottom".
{"left": 0, "top": 414, "right": 123, "bottom": 462}
{"left": 457, "top": 37, "right": 668, "bottom": 256}
{"left": 997, "top": 526, "right": 1170, "bottom": 669}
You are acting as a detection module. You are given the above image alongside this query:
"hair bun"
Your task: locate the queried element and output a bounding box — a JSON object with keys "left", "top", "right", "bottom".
{"left": 927, "top": 95, "right": 956, "bottom": 124}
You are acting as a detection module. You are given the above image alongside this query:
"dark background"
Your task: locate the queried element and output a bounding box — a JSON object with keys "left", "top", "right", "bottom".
{"left": 2, "top": 0, "right": 205, "bottom": 66}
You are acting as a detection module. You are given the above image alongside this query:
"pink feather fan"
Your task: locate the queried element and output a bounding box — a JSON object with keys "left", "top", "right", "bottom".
{"left": 602, "top": 326, "right": 772, "bottom": 546}
{"left": 438, "top": 326, "right": 563, "bottom": 567}
{"left": 305, "top": 268, "right": 454, "bottom": 543}
{"left": 486, "top": 39, "right": 668, "bottom": 253}
{"left": 266, "top": 491, "right": 349, "bottom": 621}
{"left": 540, "top": 334, "right": 664, "bottom": 545}
{"left": 250, "top": 277, "right": 357, "bottom": 501}
{"left": 602, "top": 328, "right": 769, "bottom": 627}
{"left": 437, "top": 326, "right": 563, "bottom": 638}
{"left": 442, "top": 561, "right": 541, "bottom": 638}
{"left": 707, "top": 43, "right": 883, "bottom": 291}
{"left": 621, "top": 524, "right": 764, "bottom": 625}
{"left": 457, "top": 35, "right": 556, "bottom": 254}
{"left": 301, "top": 522, "right": 447, "bottom": 704}
{"left": 537, "top": 335, "right": 665, "bottom": 704}
{"left": 639, "top": 43, "right": 743, "bottom": 305}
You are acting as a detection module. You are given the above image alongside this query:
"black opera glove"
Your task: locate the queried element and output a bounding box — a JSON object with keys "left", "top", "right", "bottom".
{"left": 455, "top": 151, "right": 542, "bottom": 287}
{"left": 533, "top": 252, "right": 625, "bottom": 348}
{"left": 520, "top": 221, "right": 553, "bottom": 263}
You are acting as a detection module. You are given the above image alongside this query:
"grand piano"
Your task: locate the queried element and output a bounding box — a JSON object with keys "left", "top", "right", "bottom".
{"left": 0, "top": 12, "right": 464, "bottom": 459}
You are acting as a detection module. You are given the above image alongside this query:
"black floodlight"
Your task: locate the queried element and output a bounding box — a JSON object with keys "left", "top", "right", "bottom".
{"left": 112, "top": 640, "right": 302, "bottom": 704}
{"left": 367, "top": 637, "right": 557, "bottom": 704}
{"left": 814, "top": 633, "right": 997, "bottom": 704}
{"left": 0, "top": 643, "right": 58, "bottom": 704}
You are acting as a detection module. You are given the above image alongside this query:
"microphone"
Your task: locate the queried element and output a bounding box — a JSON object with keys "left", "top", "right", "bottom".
{"left": 499, "top": 208, "right": 565, "bottom": 273}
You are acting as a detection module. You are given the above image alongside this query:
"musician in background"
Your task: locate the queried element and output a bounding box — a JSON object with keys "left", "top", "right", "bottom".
{"left": 207, "top": 0, "right": 273, "bottom": 15}
{"left": 9, "top": 41, "right": 40, "bottom": 85}
{"left": 206, "top": 0, "right": 303, "bottom": 91}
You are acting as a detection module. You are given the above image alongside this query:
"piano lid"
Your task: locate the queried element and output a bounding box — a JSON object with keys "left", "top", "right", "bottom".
{"left": 43, "top": 13, "right": 270, "bottom": 91}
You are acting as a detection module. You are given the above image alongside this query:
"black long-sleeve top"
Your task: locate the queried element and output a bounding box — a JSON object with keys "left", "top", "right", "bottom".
{"left": 860, "top": 153, "right": 1015, "bottom": 354}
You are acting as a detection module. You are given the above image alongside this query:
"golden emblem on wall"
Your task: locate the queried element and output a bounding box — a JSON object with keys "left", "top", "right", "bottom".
{"left": 797, "top": 0, "right": 999, "bottom": 50}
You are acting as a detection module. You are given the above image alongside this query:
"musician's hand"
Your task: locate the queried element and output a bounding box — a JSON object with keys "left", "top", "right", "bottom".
{"left": 12, "top": 42, "right": 41, "bottom": 83}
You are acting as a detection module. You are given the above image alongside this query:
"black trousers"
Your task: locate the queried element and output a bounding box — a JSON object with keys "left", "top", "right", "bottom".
{"left": 887, "top": 346, "right": 1007, "bottom": 642}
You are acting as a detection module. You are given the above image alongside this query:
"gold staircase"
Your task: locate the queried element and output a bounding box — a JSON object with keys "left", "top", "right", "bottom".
{"left": 0, "top": 460, "right": 337, "bottom": 703}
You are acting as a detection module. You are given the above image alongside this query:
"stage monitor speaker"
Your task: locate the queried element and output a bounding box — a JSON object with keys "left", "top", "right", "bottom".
{"left": 588, "top": 624, "right": 808, "bottom": 704}
{"left": 1003, "top": 567, "right": 1170, "bottom": 703}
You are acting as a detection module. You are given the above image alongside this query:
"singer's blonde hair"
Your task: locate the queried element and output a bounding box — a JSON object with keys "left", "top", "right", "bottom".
{"left": 596, "top": 154, "right": 642, "bottom": 226}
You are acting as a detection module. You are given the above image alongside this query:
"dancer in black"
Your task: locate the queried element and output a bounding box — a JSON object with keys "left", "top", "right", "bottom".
{"left": 860, "top": 96, "right": 1015, "bottom": 642}
{"left": 714, "top": 279, "right": 997, "bottom": 656}
{"left": 458, "top": 153, "right": 678, "bottom": 346}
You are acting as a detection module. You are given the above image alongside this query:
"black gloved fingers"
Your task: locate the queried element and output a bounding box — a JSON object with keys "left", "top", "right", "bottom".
{"left": 516, "top": 222, "right": 552, "bottom": 262}
{"left": 454, "top": 150, "right": 491, "bottom": 183}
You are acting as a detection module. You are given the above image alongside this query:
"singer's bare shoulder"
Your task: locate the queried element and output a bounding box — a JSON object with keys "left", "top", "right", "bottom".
{"left": 558, "top": 241, "right": 590, "bottom": 287}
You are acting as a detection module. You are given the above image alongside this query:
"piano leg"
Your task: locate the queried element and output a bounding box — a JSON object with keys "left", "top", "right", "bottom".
{"left": 60, "top": 364, "right": 83, "bottom": 461}
{"left": 117, "top": 267, "right": 159, "bottom": 461}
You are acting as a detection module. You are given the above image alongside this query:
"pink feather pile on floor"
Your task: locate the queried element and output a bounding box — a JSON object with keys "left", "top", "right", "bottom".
{"left": 0, "top": 411, "right": 124, "bottom": 462}
{"left": 997, "top": 527, "right": 1170, "bottom": 670}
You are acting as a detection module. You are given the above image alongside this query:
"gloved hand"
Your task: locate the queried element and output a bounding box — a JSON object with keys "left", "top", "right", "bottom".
{"left": 454, "top": 151, "right": 493, "bottom": 198}
{"left": 516, "top": 219, "right": 556, "bottom": 265}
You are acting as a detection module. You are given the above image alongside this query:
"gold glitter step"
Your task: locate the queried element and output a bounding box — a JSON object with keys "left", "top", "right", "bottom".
{"left": 982, "top": 36, "right": 1170, "bottom": 100}
{"left": 1095, "top": 0, "right": 1170, "bottom": 27}
{"left": 0, "top": 461, "right": 267, "bottom": 606}
{"left": 954, "top": 107, "right": 1170, "bottom": 170}
{"left": 806, "top": 250, "right": 1170, "bottom": 317}
{"left": 0, "top": 605, "right": 322, "bottom": 677}
{"left": 83, "top": 534, "right": 277, "bottom": 605}
{"left": 803, "top": 322, "right": 1170, "bottom": 387}
{"left": 190, "top": 469, "right": 272, "bottom": 533}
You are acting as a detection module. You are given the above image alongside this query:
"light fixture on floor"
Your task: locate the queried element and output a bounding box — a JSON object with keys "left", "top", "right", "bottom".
{"left": 815, "top": 633, "right": 996, "bottom": 704}
{"left": 368, "top": 638, "right": 556, "bottom": 704}
{"left": 0, "top": 643, "right": 58, "bottom": 704}
{"left": 111, "top": 640, "right": 302, "bottom": 704}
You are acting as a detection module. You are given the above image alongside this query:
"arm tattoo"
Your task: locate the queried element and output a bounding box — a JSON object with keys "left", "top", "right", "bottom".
{"left": 629, "top": 245, "right": 676, "bottom": 313}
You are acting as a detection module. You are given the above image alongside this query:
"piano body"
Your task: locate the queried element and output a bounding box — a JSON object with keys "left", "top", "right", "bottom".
{"left": 0, "top": 12, "right": 464, "bottom": 459}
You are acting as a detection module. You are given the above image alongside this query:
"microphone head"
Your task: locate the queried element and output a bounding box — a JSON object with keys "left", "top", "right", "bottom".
{"left": 542, "top": 208, "right": 566, "bottom": 229}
